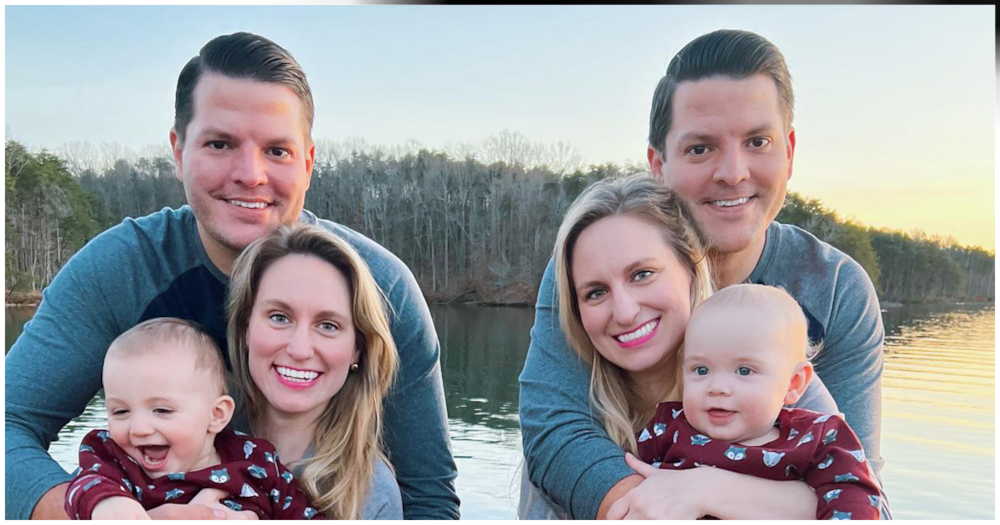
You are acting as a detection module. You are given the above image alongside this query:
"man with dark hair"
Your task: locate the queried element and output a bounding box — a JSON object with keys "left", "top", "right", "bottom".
{"left": 519, "top": 29, "right": 886, "bottom": 519}
{"left": 5, "top": 32, "right": 460, "bottom": 520}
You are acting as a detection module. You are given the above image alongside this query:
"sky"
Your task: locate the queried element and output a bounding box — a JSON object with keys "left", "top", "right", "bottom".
{"left": 5, "top": 5, "right": 996, "bottom": 251}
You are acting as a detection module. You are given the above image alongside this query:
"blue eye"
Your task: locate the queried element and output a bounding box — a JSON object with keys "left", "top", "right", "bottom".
{"left": 694, "top": 366, "right": 709, "bottom": 376}
{"left": 736, "top": 366, "right": 752, "bottom": 376}
{"left": 269, "top": 313, "right": 290, "bottom": 324}
{"left": 318, "top": 321, "right": 339, "bottom": 332}
{"left": 632, "top": 270, "right": 653, "bottom": 282}
{"left": 585, "top": 289, "right": 607, "bottom": 301}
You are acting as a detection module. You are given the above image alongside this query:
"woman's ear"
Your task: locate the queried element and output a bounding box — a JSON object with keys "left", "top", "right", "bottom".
{"left": 209, "top": 394, "right": 236, "bottom": 434}
{"left": 783, "top": 361, "right": 814, "bottom": 405}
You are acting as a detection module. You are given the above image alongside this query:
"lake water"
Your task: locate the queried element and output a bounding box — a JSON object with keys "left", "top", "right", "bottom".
{"left": 5, "top": 302, "right": 995, "bottom": 519}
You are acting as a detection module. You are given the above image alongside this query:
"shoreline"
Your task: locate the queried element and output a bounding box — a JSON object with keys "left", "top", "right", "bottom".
{"left": 6, "top": 289, "right": 992, "bottom": 310}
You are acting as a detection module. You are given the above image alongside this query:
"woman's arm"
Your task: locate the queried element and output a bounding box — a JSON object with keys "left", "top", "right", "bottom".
{"left": 607, "top": 453, "right": 818, "bottom": 520}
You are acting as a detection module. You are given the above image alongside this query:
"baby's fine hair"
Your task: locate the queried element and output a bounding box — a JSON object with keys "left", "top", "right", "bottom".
{"left": 106, "top": 317, "right": 228, "bottom": 395}
{"left": 693, "top": 283, "right": 818, "bottom": 361}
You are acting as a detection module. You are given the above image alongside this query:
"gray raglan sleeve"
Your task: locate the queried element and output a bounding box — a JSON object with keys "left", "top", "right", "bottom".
{"left": 812, "top": 259, "right": 885, "bottom": 475}
{"left": 361, "top": 458, "right": 403, "bottom": 519}
{"left": 4, "top": 235, "right": 127, "bottom": 519}
{"left": 517, "top": 258, "right": 634, "bottom": 519}
{"left": 379, "top": 263, "right": 460, "bottom": 519}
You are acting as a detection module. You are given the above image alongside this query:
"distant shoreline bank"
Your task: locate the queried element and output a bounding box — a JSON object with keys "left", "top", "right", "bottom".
{"left": 6, "top": 290, "right": 992, "bottom": 310}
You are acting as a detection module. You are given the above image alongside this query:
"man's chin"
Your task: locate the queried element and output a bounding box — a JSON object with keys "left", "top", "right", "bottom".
{"left": 704, "top": 235, "right": 755, "bottom": 257}
{"left": 214, "top": 224, "right": 281, "bottom": 253}
{"left": 699, "top": 221, "right": 766, "bottom": 257}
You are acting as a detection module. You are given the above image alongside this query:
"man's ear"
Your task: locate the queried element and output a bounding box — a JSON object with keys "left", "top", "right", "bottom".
{"left": 209, "top": 394, "right": 236, "bottom": 434}
{"left": 647, "top": 146, "right": 666, "bottom": 184}
{"left": 783, "top": 360, "right": 813, "bottom": 405}
{"left": 785, "top": 127, "right": 796, "bottom": 182}
{"left": 169, "top": 128, "right": 184, "bottom": 183}
{"left": 304, "top": 139, "right": 316, "bottom": 191}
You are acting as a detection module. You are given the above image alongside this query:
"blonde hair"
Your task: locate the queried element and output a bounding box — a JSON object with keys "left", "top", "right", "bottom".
{"left": 226, "top": 223, "right": 398, "bottom": 519}
{"left": 686, "top": 283, "right": 816, "bottom": 362}
{"left": 553, "top": 173, "right": 713, "bottom": 454}
{"left": 107, "top": 317, "right": 227, "bottom": 395}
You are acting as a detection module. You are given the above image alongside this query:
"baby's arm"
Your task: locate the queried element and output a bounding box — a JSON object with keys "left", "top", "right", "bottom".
{"left": 806, "top": 417, "right": 882, "bottom": 520}
{"left": 64, "top": 430, "right": 148, "bottom": 520}
{"left": 91, "top": 495, "right": 151, "bottom": 520}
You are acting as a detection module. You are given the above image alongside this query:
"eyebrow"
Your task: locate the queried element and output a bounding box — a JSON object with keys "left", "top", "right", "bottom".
{"left": 197, "top": 127, "right": 298, "bottom": 148}
{"left": 195, "top": 127, "right": 239, "bottom": 142}
{"left": 674, "top": 125, "right": 779, "bottom": 146}
{"left": 261, "top": 299, "right": 349, "bottom": 322}
{"left": 104, "top": 396, "right": 176, "bottom": 405}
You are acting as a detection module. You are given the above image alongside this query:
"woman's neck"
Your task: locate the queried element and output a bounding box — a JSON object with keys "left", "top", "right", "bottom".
{"left": 628, "top": 365, "right": 679, "bottom": 411}
{"left": 253, "top": 410, "right": 319, "bottom": 463}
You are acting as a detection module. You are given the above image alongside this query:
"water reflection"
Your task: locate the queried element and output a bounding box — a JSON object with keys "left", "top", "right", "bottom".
{"left": 5, "top": 302, "right": 995, "bottom": 519}
{"left": 879, "top": 304, "right": 995, "bottom": 520}
{"left": 433, "top": 304, "right": 532, "bottom": 519}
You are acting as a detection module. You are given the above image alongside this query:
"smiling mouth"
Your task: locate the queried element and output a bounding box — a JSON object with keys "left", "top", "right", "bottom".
{"left": 708, "top": 196, "right": 751, "bottom": 208}
{"left": 615, "top": 318, "right": 659, "bottom": 344}
{"left": 274, "top": 365, "right": 321, "bottom": 383}
{"left": 137, "top": 445, "right": 170, "bottom": 470}
{"left": 228, "top": 199, "right": 271, "bottom": 210}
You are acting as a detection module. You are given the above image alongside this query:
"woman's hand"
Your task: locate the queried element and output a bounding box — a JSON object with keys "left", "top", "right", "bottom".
{"left": 606, "top": 453, "right": 710, "bottom": 520}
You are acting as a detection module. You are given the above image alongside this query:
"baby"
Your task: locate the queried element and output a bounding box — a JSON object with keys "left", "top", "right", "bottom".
{"left": 64, "top": 317, "right": 322, "bottom": 520}
{"left": 636, "top": 284, "right": 882, "bottom": 520}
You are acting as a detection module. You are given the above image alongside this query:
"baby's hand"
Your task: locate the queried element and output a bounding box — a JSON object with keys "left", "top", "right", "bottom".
{"left": 190, "top": 488, "right": 259, "bottom": 520}
{"left": 91, "top": 496, "right": 151, "bottom": 520}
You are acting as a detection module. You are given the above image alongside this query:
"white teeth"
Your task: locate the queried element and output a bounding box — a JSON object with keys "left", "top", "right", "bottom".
{"left": 275, "top": 366, "right": 319, "bottom": 382}
{"left": 712, "top": 197, "right": 749, "bottom": 207}
{"left": 616, "top": 319, "right": 658, "bottom": 343}
{"left": 229, "top": 199, "right": 268, "bottom": 209}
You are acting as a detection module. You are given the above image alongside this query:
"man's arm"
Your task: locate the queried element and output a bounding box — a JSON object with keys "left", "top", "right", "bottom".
{"left": 5, "top": 221, "right": 157, "bottom": 519}
{"left": 518, "top": 259, "right": 636, "bottom": 519}
{"left": 378, "top": 262, "right": 460, "bottom": 519}
{"left": 813, "top": 260, "right": 885, "bottom": 475}
{"left": 5, "top": 239, "right": 126, "bottom": 519}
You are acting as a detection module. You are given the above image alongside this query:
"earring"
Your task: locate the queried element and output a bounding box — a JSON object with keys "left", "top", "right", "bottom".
{"left": 350, "top": 363, "right": 359, "bottom": 372}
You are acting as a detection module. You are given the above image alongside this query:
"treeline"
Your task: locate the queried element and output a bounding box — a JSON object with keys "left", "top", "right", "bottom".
{"left": 776, "top": 193, "right": 994, "bottom": 302}
{"left": 5, "top": 138, "right": 994, "bottom": 304}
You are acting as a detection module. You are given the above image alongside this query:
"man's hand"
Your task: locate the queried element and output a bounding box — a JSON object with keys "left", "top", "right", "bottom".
{"left": 605, "top": 453, "right": 708, "bottom": 520}
{"left": 30, "top": 482, "right": 70, "bottom": 520}
{"left": 92, "top": 496, "right": 151, "bottom": 520}
{"left": 596, "top": 473, "right": 643, "bottom": 519}
{"left": 188, "top": 488, "right": 258, "bottom": 520}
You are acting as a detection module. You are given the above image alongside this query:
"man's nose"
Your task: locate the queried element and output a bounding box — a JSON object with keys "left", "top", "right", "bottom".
{"left": 712, "top": 147, "right": 750, "bottom": 186}
{"left": 233, "top": 147, "right": 268, "bottom": 187}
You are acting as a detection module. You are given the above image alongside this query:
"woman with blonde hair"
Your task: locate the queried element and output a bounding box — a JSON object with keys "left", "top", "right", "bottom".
{"left": 227, "top": 222, "right": 400, "bottom": 519}
{"left": 521, "top": 173, "right": 828, "bottom": 519}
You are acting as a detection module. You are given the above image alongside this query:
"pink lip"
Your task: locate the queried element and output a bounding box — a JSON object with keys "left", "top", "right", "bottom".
{"left": 707, "top": 409, "right": 736, "bottom": 423}
{"left": 272, "top": 366, "right": 321, "bottom": 390}
{"left": 615, "top": 319, "right": 659, "bottom": 349}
